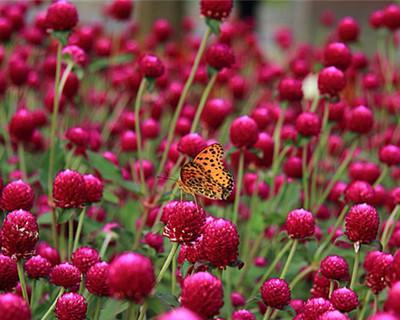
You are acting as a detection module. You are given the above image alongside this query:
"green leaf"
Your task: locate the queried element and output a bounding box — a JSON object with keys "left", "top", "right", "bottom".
{"left": 52, "top": 30, "right": 70, "bottom": 46}
{"left": 87, "top": 151, "right": 121, "bottom": 181}
{"left": 98, "top": 299, "right": 129, "bottom": 320}
{"left": 58, "top": 209, "right": 75, "bottom": 224}
{"left": 103, "top": 189, "right": 119, "bottom": 204}
{"left": 37, "top": 212, "right": 52, "bottom": 225}
{"left": 89, "top": 54, "right": 133, "bottom": 73}
{"left": 206, "top": 65, "right": 218, "bottom": 79}
{"left": 86, "top": 151, "right": 141, "bottom": 196}
{"left": 205, "top": 17, "right": 221, "bottom": 36}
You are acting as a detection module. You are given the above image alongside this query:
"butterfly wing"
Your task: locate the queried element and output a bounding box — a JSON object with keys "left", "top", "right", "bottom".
{"left": 192, "top": 143, "right": 234, "bottom": 200}
{"left": 180, "top": 161, "right": 225, "bottom": 200}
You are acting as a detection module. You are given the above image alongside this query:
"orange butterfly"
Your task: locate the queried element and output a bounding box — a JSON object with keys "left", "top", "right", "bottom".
{"left": 177, "top": 143, "right": 234, "bottom": 200}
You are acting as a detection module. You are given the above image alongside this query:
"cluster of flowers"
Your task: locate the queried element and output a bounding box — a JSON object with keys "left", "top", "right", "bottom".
{"left": 0, "top": 0, "right": 400, "bottom": 319}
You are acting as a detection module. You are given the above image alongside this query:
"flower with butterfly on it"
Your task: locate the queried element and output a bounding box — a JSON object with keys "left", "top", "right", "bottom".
{"left": 176, "top": 143, "right": 234, "bottom": 200}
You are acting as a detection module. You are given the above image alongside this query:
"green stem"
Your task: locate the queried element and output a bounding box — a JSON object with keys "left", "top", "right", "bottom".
{"left": 262, "top": 307, "right": 273, "bottom": 320}
{"left": 68, "top": 218, "right": 73, "bottom": 259}
{"left": 373, "top": 165, "right": 388, "bottom": 187}
{"left": 232, "top": 149, "right": 245, "bottom": 225}
{"left": 134, "top": 78, "right": 148, "bottom": 195}
{"left": 41, "top": 288, "right": 64, "bottom": 320}
{"left": 58, "top": 62, "right": 74, "bottom": 98}
{"left": 310, "top": 94, "right": 320, "bottom": 113}
{"left": 99, "top": 233, "right": 113, "bottom": 259}
{"left": 93, "top": 298, "right": 102, "bottom": 320}
{"left": 47, "top": 41, "right": 63, "bottom": 195}
{"left": 30, "top": 280, "right": 35, "bottom": 308}
{"left": 301, "top": 144, "right": 309, "bottom": 210}
{"left": 289, "top": 265, "right": 316, "bottom": 289}
{"left": 350, "top": 242, "right": 360, "bottom": 290}
{"left": 137, "top": 302, "right": 147, "bottom": 320}
{"left": 17, "top": 260, "right": 29, "bottom": 304}
{"left": 156, "top": 242, "right": 179, "bottom": 284}
{"left": 272, "top": 108, "right": 286, "bottom": 170}
{"left": 279, "top": 239, "right": 298, "bottom": 279}
{"left": 18, "top": 143, "right": 27, "bottom": 181}
{"left": 328, "top": 281, "right": 334, "bottom": 298}
{"left": 132, "top": 208, "right": 149, "bottom": 250}
{"left": 358, "top": 290, "right": 372, "bottom": 320}
{"left": 313, "top": 205, "right": 349, "bottom": 262}
{"left": 373, "top": 294, "right": 378, "bottom": 314}
{"left": 250, "top": 240, "right": 292, "bottom": 297}
{"left": 171, "top": 250, "right": 177, "bottom": 295}
{"left": 72, "top": 207, "right": 87, "bottom": 252}
{"left": 190, "top": 72, "right": 217, "bottom": 133}
{"left": 381, "top": 205, "right": 399, "bottom": 251}
{"left": 314, "top": 141, "right": 357, "bottom": 210}
{"left": 153, "top": 27, "right": 211, "bottom": 194}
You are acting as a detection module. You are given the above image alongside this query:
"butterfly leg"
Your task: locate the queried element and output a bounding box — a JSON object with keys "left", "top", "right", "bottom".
{"left": 180, "top": 189, "right": 183, "bottom": 202}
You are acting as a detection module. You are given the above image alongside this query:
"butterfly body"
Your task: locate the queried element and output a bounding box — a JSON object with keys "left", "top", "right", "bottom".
{"left": 177, "top": 143, "right": 234, "bottom": 200}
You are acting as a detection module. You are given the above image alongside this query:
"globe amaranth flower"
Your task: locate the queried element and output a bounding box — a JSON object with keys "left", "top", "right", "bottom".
{"left": 0, "top": 209, "right": 39, "bottom": 260}
{"left": 163, "top": 201, "right": 206, "bottom": 244}
{"left": 202, "top": 217, "right": 239, "bottom": 269}
{"left": 345, "top": 203, "right": 379, "bottom": 244}
{"left": 0, "top": 293, "right": 31, "bottom": 320}
{"left": 108, "top": 252, "right": 155, "bottom": 303}
{"left": 180, "top": 272, "right": 224, "bottom": 318}
{"left": 55, "top": 292, "right": 87, "bottom": 320}
{"left": 260, "top": 278, "right": 291, "bottom": 309}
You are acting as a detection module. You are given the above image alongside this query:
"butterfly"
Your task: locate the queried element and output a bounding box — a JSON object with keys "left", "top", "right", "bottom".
{"left": 177, "top": 143, "right": 234, "bottom": 200}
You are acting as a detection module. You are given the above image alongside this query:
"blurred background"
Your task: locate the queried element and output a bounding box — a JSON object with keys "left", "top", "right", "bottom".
{"left": 69, "top": 0, "right": 390, "bottom": 52}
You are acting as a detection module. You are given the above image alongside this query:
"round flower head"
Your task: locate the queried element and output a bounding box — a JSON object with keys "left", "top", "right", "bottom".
{"left": 53, "top": 170, "right": 86, "bottom": 208}
{"left": 260, "top": 278, "right": 291, "bottom": 309}
{"left": 83, "top": 174, "right": 103, "bottom": 203}
{"left": 323, "top": 42, "right": 352, "bottom": 71}
{"left": 320, "top": 255, "right": 349, "bottom": 281}
{"left": 202, "top": 217, "right": 239, "bottom": 268}
{"left": 383, "top": 4, "right": 400, "bottom": 30}
{"left": 379, "top": 144, "right": 400, "bottom": 166}
{"left": 36, "top": 242, "right": 61, "bottom": 266}
{"left": 384, "top": 281, "right": 400, "bottom": 315}
{"left": 344, "top": 180, "right": 374, "bottom": 204}
{"left": 50, "top": 263, "right": 81, "bottom": 289}
{"left": 368, "top": 313, "right": 399, "bottom": 320}
{"left": 0, "top": 254, "right": 18, "bottom": 290}
{"left": 46, "top": 0, "right": 78, "bottom": 31}
{"left": 139, "top": 54, "right": 165, "bottom": 79}
{"left": 55, "top": 292, "right": 87, "bottom": 320}
{"left": 318, "top": 66, "right": 346, "bottom": 96}
{"left": 295, "top": 112, "right": 321, "bottom": 137}
{"left": 108, "top": 252, "right": 155, "bottom": 303}
{"left": 181, "top": 272, "right": 224, "bottom": 318}
{"left": 285, "top": 209, "right": 315, "bottom": 239}
{"left": 177, "top": 133, "right": 207, "bottom": 158}
{"left": 0, "top": 293, "right": 31, "bottom": 320}
{"left": 330, "top": 287, "right": 359, "bottom": 312}
{"left": 232, "top": 309, "right": 256, "bottom": 320}
{"left": 206, "top": 43, "right": 235, "bottom": 71}
{"left": 319, "top": 311, "right": 350, "bottom": 320}
{"left": 0, "top": 180, "right": 34, "bottom": 212}
{"left": 302, "top": 298, "right": 334, "bottom": 320}
{"left": 278, "top": 77, "right": 303, "bottom": 101}
{"left": 9, "top": 109, "right": 35, "bottom": 142}
{"left": 157, "top": 307, "right": 201, "bottom": 320}
{"left": 163, "top": 201, "right": 206, "bottom": 244}
{"left": 71, "top": 247, "right": 100, "bottom": 274}
{"left": 345, "top": 203, "right": 379, "bottom": 244}
{"left": 337, "top": 16, "right": 359, "bottom": 42}
{"left": 366, "top": 252, "right": 393, "bottom": 294}
{"left": 346, "top": 106, "right": 374, "bottom": 134}
{"left": 62, "top": 45, "right": 86, "bottom": 66}
{"left": 229, "top": 116, "right": 259, "bottom": 148}
{"left": 24, "top": 255, "right": 52, "bottom": 279}
{"left": 200, "top": 0, "right": 233, "bottom": 20}
{"left": 86, "top": 262, "right": 110, "bottom": 296}
{"left": 0, "top": 210, "right": 39, "bottom": 260}
{"left": 108, "top": 0, "right": 134, "bottom": 21}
